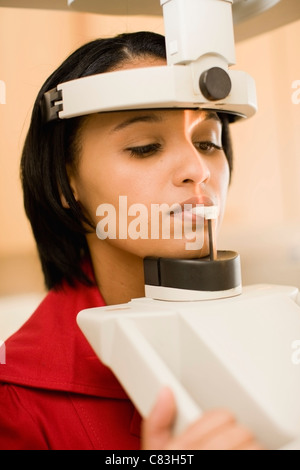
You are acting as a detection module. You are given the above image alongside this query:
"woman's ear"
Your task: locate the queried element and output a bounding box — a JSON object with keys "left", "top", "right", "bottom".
{"left": 60, "top": 192, "right": 71, "bottom": 209}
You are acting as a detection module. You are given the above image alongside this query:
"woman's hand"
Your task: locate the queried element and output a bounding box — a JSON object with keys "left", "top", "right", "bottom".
{"left": 141, "top": 387, "right": 264, "bottom": 450}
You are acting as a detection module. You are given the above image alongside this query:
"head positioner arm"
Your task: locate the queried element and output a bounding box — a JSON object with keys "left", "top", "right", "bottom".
{"left": 43, "top": 0, "right": 257, "bottom": 122}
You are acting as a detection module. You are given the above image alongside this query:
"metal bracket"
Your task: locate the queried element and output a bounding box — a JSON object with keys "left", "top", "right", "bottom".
{"left": 41, "top": 88, "right": 63, "bottom": 122}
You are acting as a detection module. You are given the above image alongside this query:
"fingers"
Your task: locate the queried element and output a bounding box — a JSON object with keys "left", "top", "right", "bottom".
{"left": 166, "top": 408, "right": 235, "bottom": 450}
{"left": 142, "top": 391, "right": 264, "bottom": 450}
{"left": 173, "top": 409, "right": 235, "bottom": 448}
{"left": 186, "top": 410, "right": 259, "bottom": 450}
{"left": 235, "top": 442, "right": 265, "bottom": 450}
{"left": 169, "top": 409, "right": 264, "bottom": 450}
{"left": 141, "top": 387, "right": 176, "bottom": 450}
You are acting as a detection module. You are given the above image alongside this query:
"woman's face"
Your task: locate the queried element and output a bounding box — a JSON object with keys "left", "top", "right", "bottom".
{"left": 68, "top": 62, "right": 230, "bottom": 261}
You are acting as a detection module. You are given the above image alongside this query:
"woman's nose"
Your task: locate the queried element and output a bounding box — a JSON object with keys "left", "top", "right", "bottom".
{"left": 172, "top": 142, "right": 211, "bottom": 186}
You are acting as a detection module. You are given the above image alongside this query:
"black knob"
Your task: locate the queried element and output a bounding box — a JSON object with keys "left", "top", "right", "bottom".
{"left": 200, "top": 67, "right": 232, "bottom": 101}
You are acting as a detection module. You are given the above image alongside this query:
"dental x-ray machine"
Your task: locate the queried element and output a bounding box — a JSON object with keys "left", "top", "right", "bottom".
{"left": 41, "top": 0, "right": 300, "bottom": 450}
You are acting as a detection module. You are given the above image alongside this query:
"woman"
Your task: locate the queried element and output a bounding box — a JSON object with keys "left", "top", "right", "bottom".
{"left": 0, "top": 31, "right": 261, "bottom": 450}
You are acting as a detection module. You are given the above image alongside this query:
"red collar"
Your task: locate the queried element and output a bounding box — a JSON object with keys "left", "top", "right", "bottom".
{"left": 0, "top": 266, "right": 129, "bottom": 400}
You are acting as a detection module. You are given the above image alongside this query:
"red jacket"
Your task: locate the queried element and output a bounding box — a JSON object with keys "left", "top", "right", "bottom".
{"left": 0, "top": 273, "right": 141, "bottom": 450}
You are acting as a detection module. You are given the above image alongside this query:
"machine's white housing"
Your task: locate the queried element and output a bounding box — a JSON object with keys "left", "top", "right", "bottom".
{"left": 161, "top": 0, "right": 236, "bottom": 65}
{"left": 45, "top": 0, "right": 257, "bottom": 121}
{"left": 57, "top": 66, "right": 256, "bottom": 120}
{"left": 77, "top": 284, "right": 300, "bottom": 450}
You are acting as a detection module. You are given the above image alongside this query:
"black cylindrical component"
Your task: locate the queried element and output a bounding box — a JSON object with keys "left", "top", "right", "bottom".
{"left": 144, "top": 251, "right": 241, "bottom": 292}
{"left": 200, "top": 67, "right": 232, "bottom": 101}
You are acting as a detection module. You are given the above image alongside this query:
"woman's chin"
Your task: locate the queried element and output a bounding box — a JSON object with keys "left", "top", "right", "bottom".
{"left": 141, "top": 239, "right": 210, "bottom": 260}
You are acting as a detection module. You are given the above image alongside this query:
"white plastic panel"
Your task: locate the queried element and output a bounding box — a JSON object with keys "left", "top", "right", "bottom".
{"left": 77, "top": 284, "right": 300, "bottom": 450}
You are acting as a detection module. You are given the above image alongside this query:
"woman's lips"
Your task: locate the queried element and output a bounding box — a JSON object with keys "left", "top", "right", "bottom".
{"left": 180, "top": 196, "right": 216, "bottom": 208}
{"left": 168, "top": 196, "right": 218, "bottom": 219}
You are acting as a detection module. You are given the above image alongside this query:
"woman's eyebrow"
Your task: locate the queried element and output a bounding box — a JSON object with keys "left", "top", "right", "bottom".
{"left": 110, "top": 114, "right": 163, "bottom": 133}
{"left": 202, "top": 111, "right": 222, "bottom": 123}
{"left": 188, "top": 111, "right": 222, "bottom": 133}
{"left": 110, "top": 110, "right": 220, "bottom": 134}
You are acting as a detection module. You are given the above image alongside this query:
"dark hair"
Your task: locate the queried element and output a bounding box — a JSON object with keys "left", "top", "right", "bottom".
{"left": 21, "top": 31, "right": 233, "bottom": 291}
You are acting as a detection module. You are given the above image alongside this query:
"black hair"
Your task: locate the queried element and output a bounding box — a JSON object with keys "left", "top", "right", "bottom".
{"left": 20, "top": 31, "right": 233, "bottom": 291}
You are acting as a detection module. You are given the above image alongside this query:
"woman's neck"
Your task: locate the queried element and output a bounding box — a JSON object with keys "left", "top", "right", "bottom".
{"left": 88, "top": 239, "right": 146, "bottom": 306}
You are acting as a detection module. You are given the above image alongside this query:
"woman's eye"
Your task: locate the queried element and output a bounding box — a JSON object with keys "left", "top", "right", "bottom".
{"left": 127, "top": 143, "right": 162, "bottom": 158}
{"left": 194, "top": 141, "right": 223, "bottom": 154}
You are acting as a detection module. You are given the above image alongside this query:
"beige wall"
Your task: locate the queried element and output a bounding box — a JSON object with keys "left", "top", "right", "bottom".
{"left": 0, "top": 7, "right": 299, "bottom": 295}
{"left": 0, "top": 7, "right": 164, "bottom": 295}
{"left": 219, "top": 19, "right": 300, "bottom": 287}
